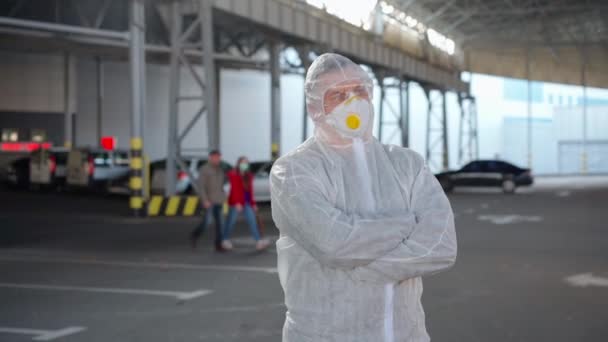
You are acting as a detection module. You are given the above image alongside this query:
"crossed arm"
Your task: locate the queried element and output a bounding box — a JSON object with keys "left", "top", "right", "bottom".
{"left": 270, "top": 159, "right": 456, "bottom": 281}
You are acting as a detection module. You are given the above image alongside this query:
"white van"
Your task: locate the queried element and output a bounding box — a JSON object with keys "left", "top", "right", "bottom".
{"left": 29, "top": 148, "right": 69, "bottom": 188}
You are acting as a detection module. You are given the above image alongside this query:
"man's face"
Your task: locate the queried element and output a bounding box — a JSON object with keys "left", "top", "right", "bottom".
{"left": 322, "top": 79, "right": 370, "bottom": 115}
{"left": 209, "top": 154, "right": 221, "bottom": 166}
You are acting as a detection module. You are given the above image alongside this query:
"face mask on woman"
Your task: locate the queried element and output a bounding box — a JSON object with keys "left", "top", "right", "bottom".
{"left": 239, "top": 162, "right": 249, "bottom": 173}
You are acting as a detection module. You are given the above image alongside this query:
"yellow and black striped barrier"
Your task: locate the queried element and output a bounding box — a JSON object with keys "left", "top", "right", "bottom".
{"left": 129, "top": 137, "right": 144, "bottom": 217}
{"left": 147, "top": 195, "right": 205, "bottom": 217}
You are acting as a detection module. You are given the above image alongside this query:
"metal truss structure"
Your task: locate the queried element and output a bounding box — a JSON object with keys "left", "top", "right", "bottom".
{"left": 391, "top": 0, "right": 607, "bottom": 49}
{"left": 376, "top": 75, "right": 410, "bottom": 148}
{"left": 164, "top": 0, "right": 217, "bottom": 196}
{"left": 457, "top": 94, "right": 478, "bottom": 166}
{"left": 422, "top": 87, "right": 449, "bottom": 172}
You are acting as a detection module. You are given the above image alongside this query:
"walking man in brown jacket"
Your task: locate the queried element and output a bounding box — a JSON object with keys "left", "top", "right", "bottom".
{"left": 190, "top": 150, "right": 227, "bottom": 252}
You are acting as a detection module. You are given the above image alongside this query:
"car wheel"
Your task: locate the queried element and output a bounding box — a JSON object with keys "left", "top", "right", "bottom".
{"left": 502, "top": 179, "right": 516, "bottom": 194}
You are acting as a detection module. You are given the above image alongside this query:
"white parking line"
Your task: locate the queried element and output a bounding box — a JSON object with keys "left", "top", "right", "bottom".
{"left": 477, "top": 214, "right": 543, "bottom": 225}
{"left": 0, "top": 254, "right": 278, "bottom": 274}
{"left": 0, "top": 326, "right": 86, "bottom": 341}
{"left": 564, "top": 273, "right": 608, "bottom": 288}
{"left": 0, "top": 282, "right": 212, "bottom": 302}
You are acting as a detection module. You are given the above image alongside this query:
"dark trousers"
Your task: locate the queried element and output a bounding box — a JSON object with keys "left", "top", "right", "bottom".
{"left": 191, "top": 204, "right": 223, "bottom": 247}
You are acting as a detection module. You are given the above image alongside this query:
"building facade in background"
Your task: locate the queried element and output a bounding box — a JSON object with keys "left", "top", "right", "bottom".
{"left": 473, "top": 74, "right": 608, "bottom": 175}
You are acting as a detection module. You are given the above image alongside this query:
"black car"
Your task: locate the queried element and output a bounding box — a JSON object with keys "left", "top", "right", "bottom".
{"left": 435, "top": 160, "right": 533, "bottom": 193}
{"left": 5, "top": 157, "right": 30, "bottom": 189}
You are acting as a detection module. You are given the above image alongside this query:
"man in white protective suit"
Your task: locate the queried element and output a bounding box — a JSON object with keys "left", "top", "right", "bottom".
{"left": 270, "top": 53, "right": 457, "bottom": 342}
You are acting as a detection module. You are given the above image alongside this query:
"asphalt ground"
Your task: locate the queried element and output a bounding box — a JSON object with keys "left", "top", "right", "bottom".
{"left": 0, "top": 177, "right": 607, "bottom": 341}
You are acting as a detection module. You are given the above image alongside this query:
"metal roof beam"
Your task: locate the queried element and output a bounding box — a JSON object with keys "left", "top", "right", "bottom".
{"left": 462, "top": 4, "right": 607, "bottom": 15}
{"left": 420, "top": 0, "right": 457, "bottom": 27}
{"left": 0, "top": 15, "right": 129, "bottom": 40}
{"left": 94, "top": 0, "right": 113, "bottom": 29}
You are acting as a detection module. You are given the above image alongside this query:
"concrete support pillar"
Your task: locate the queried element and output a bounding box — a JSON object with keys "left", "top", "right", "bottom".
{"left": 63, "top": 53, "right": 76, "bottom": 148}
{"left": 441, "top": 90, "right": 449, "bottom": 171}
{"left": 377, "top": 75, "right": 385, "bottom": 141}
{"left": 201, "top": 0, "right": 219, "bottom": 151}
{"left": 424, "top": 87, "right": 432, "bottom": 163}
{"left": 269, "top": 40, "right": 281, "bottom": 159}
{"left": 297, "top": 48, "right": 311, "bottom": 143}
{"left": 96, "top": 57, "right": 104, "bottom": 146}
{"left": 165, "top": 0, "right": 181, "bottom": 196}
{"left": 526, "top": 46, "right": 533, "bottom": 169}
{"left": 581, "top": 49, "right": 588, "bottom": 174}
{"left": 400, "top": 79, "right": 410, "bottom": 147}
{"left": 129, "top": 0, "right": 146, "bottom": 216}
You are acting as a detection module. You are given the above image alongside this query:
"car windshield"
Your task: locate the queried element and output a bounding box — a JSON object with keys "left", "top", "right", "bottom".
{"left": 113, "top": 152, "right": 129, "bottom": 166}
{"left": 53, "top": 152, "right": 68, "bottom": 164}
{"left": 91, "top": 151, "right": 129, "bottom": 166}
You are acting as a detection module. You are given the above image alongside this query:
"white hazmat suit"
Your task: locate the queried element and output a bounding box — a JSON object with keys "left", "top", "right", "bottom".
{"left": 270, "top": 53, "right": 457, "bottom": 342}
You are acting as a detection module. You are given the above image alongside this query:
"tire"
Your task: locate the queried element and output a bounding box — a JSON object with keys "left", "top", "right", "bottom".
{"left": 502, "top": 179, "right": 516, "bottom": 194}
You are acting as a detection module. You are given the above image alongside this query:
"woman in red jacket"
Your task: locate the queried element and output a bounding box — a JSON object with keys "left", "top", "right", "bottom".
{"left": 221, "top": 156, "right": 270, "bottom": 251}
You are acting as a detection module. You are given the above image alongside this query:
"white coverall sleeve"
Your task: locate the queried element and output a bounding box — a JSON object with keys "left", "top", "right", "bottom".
{"left": 270, "top": 159, "right": 417, "bottom": 269}
{"left": 351, "top": 163, "right": 457, "bottom": 283}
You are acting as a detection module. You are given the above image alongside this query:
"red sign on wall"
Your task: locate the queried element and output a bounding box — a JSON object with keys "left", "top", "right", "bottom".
{"left": 0, "top": 142, "right": 52, "bottom": 152}
{"left": 100, "top": 136, "right": 116, "bottom": 151}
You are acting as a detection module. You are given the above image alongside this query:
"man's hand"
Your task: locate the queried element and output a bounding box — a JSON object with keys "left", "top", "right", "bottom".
{"left": 235, "top": 204, "right": 243, "bottom": 212}
{"left": 203, "top": 200, "right": 211, "bottom": 209}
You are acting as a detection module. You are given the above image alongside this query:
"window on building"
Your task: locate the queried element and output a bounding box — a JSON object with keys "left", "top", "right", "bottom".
{"left": 1, "top": 129, "right": 19, "bottom": 142}
{"left": 503, "top": 79, "right": 543, "bottom": 103}
{"left": 31, "top": 129, "right": 47, "bottom": 142}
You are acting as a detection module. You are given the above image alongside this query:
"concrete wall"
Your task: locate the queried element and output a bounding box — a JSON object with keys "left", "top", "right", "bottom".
{"left": 0, "top": 50, "right": 75, "bottom": 114}
{"left": 554, "top": 105, "right": 608, "bottom": 141}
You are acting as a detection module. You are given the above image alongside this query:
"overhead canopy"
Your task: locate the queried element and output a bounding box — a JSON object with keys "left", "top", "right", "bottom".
{"left": 394, "top": 0, "right": 608, "bottom": 88}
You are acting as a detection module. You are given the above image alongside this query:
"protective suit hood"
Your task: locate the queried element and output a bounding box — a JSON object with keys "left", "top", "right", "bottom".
{"left": 305, "top": 53, "right": 375, "bottom": 146}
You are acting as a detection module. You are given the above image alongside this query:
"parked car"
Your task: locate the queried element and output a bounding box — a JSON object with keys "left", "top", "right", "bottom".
{"left": 29, "top": 147, "right": 69, "bottom": 189}
{"left": 149, "top": 157, "right": 232, "bottom": 195}
{"left": 66, "top": 148, "right": 130, "bottom": 190}
{"left": 250, "top": 160, "right": 273, "bottom": 202}
{"left": 435, "top": 160, "right": 533, "bottom": 193}
{"left": 4, "top": 157, "right": 30, "bottom": 189}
